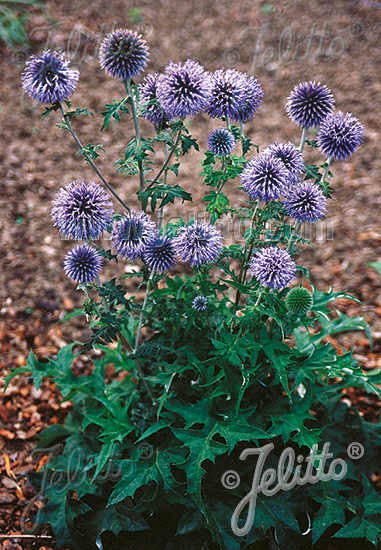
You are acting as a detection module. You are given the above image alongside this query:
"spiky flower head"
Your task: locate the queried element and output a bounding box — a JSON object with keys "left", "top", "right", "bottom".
{"left": 173, "top": 221, "right": 222, "bottom": 266}
{"left": 51, "top": 180, "right": 114, "bottom": 240}
{"left": 111, "top": 211, "right": 157, "bottom": 259}
{"left": 284, "top": 181, "right": 327, "bottom": 222}
{"left": 138, "top": 73, "right": 173, "bottom": 128}
{"left": 286, "top": 287, "right": 313, "bottom": 316}
{"left": 99, "top": 29, "right": 149, "bottom": 80}
{"left": 231, "top": 74, "right": 263, "bottom": 123}
{"left": 142, "top": 236, "right": 176, "bottom": 272}
{"left": 285, "top": 81, "right": 334, "bottom": 128}
{"left": 317, "top": 111, "right": 364, "bottom": 160}
{"left": 249, "top": 246, "right": 296, "bottom": 290}
{"left": 205, "top": 69, "right": 247, "bottom": 120}
{"left": 208, "top": 128, "right": 236, "bottom": 156}
{"left": 240, "top": 153, "right": 291, "bottom": 202}
{"left": 192, "top": 295, "right": 208, "bottom": 312}
{"left": 22, "top": 50, "right": 79, "bottom": 104}
{"left": 63, "top": 244, "right": 102, "bottom": 283}
{"left": 156, "top": 60, "right": 212, "bottom": 119}
{"left": 263, "top": 141, "right": 304, "bottom": 183}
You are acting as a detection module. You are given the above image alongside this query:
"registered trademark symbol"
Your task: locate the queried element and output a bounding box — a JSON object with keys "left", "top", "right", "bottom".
{"left": 347, "top": 442, "right": 364, "bottom": 459}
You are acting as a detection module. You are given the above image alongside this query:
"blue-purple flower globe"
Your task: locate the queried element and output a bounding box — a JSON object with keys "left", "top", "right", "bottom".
{"left": 208, "top": 128, "right": 236, "bottom": 156}
{"left": 192, "top": 295, "right": 208, "bottom": 312}
{"left": 249, "top": 246, "right": 296, "bottom": 290}
{"left": 142, "top": 236, "right": 176, "bottom": 272}
{"left": 317, "top": 111, "right": 364, "bottom": 160}
{"left": 51, "top": 180, "right": 114, "bottom": 240}
{"left": 111, "top": 211, "right": 157, "bottom": 260}
{"left": 156, "top": 60, "right": 212, "bottom": 119}
{"left": 284, "top": 181, "right": 327, "bottom": 222}
{"left": 22, "top": 50, "right": 79, "bottom": 104}
{"left": 240, "top": 153, "right": 291, "bottom": 202}
{"left": 138, "top": 73, "right": 173, "bottom": 128}
{"left": 99, "top": 29, "right": 149, "bottom": 81}
{"left": 63, "top": 245, "right": 102, "bottom": 284}
{"left": 285, "top": 81, "right": 334, "bottom": 128}
{"left": 263, "top": 142, "right": 304, "bottom": 183}
{"left": 173, "top": 221, "right": 222, "bottom": 266}
{"left": 231, "top": 74, "right": 263, "bottom": 123}
{"left": 205, "top": 69, "right": 247, "bottom": 120}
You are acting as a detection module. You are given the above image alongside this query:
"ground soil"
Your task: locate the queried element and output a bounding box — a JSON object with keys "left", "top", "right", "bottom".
{"left": 0, "top": 0, "right": 380, "bottom": 548}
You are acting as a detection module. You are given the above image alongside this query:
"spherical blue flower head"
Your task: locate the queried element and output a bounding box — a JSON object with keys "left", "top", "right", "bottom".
{"left": 156, "top": 60, "right": 212, "bottom": 119}
{"left": 240, "top": 153, "right": 291, "bottom": 202}
{"left": 231, "top": 75, "right": 263, "bottom": 123}
{"left": 205, "top": 69, "right": 247, "bottom": 119}
{"left": 99, "top": 29, "right": 149, "bottom": 80}
{"left": 284, "top": 181, "right": 327, "bottom": 222}
{"left": 51, "top": 180, "right": 114, "bottom": 240}
{"left": 249, "top": 246, "right": 296, "bottom": 290}
{"left": 142, "top": 236, "right": 176, "bottom": 272}
{"left": 263, "top": 142, "right": 304, "bottom": 183}
{"left": 207, "top": 128, "right": 236, "bottom": 156}
{"left": 111, "top": 211, "right": 157, "bottom": 260}
{"left": 22, "top": 50, "right": 79, "bottom": 104}
{"left": 63, "top": 244, "right": 102, "bottom": 284}
{"left": 192, "top": 295, "right": 208, "bottom": 312}
{"left": 317, "top": 110, "right": 364, "bottom": 160}
{"left": 285, "top": 81, "right": 334, "bottom": 128}
{"left": 173, "top": 221, "right": 222, "bottom": 266}
{"left": 138, "top": 73, "right": 174, "bottom": 128}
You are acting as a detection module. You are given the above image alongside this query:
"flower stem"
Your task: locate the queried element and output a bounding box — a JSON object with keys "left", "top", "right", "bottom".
{"left": 298, "top": 126, "right": 308, "bottom": 153}
{"left": 235, "top": 202, "right": 259, "bottom": 306}
{"left": 58, "top": 104, "right": 130, "bottom": 212}
{"left": 239, "top": 120, "right": 246, "bottom": 156}
{"left": 321, "top": 155, "right": 332, "bottom": 184}
{"left": 287, "top": 220, "right": 302, "bottom": 252}
{"left": 126, "top": 79, "right": 145, "bottom": 203}
{"left": 145, "top": 130, "right": 182, "bottom": 192}
{"left": 134, "top": 269, "right": 156, "bottom": 354}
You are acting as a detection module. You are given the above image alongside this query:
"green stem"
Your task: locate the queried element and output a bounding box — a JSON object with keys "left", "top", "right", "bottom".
{"left": 235, "top": 202, "right": 259, "bottom": 306}
{"left": 58, "top": 104, "right": 130, "bottom": 212}
{"left": 298, "top": 126, "right": 308, "bottom": 153}
{"left": 239, "top": 120, "right": 245, "bottom": 156}
{"left": 287, "top": 220, "right": 302, "bottom": 252}
{"left": 134, "top": 270, "right": 155, "bottom": 354}
{"left": 145, "top": 130, "right": 182, "bottom": 192}
{"left": 125, "top": 79, "right": 145, "bottom": 203}
{"left": 226, "top": 114, "right": 231, "bottom": 129}
{"left": 321, "top": 155, "right": 332, "bottom": 184}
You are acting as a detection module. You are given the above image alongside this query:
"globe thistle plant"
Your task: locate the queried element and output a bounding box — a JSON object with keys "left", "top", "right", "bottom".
{"left": 22, "top": 50, "right": 79, "bottom": 104}
{"left": 249, "top": 246, "right": 296, "bottom": 290}
{"left": 286, "top": 287, "right": 314, "bottom": 316}
{"left": 263, "top": 142, "right": 304, "bottom": 183}
{"left": 192, "top": 295, "right": 208, "bottom": 312}
{"left": 317, "top": 111, "right": 364, "bottom": 160}
{"left": 231, "top": 74, "right": 263, "bottom": 123}
{"left": 240, "top": 153, "right": 291, "bottom": 202}
{"left": 156, "top": 60, "right": 212, "bottom": 119}
{"left": 284, "top": 181, "right": 327, "bottom": 222}
{"left": 142, "top": 236, "right": 176, "bottom": 272}
{"left": 111, "top": 211, "right": 157, "bottom": 260}
{"left": 51, "top": 180, "right": 114, "bottom": 240}
{"left": 138, "top": 73, "right": 173, "bottom": 128}
{"left": 99, "top": 29, "right": 149, "bottom": 81}
{"left": 207, "top": 128, "right": 236, "bottom": 157}
{"left": 63, "top": 244, "right": 102, "bottom": 284}
{"left": 285, "top": 81, "right": 334, "bottom": 129}
{"left": 173, "top": 222, "right": 222, "bottom": 266}
{"left": 205, "top": 69, "right": 247, "bottom": 120}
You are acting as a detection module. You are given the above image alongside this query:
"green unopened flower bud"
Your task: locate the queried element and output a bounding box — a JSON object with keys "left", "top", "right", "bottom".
{"left": 286, "top": 287, "right": 313, "bottom": 316}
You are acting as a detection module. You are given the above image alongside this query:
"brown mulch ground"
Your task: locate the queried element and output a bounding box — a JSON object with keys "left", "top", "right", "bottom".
{"left": 0, "top": 0, "right": 380, "bottom": 548}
